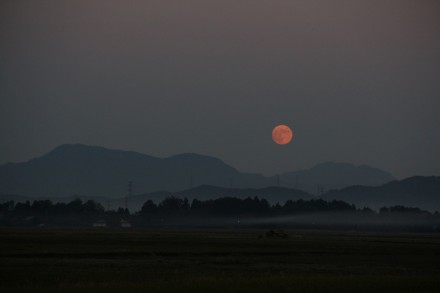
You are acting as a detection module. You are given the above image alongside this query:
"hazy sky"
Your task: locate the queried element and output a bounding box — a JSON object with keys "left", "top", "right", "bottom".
{"left": 1, "top": 0, "right": 439, "bottom": 178}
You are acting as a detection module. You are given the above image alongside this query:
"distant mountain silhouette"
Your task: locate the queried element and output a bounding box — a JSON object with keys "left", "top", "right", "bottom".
{"left": 278, "top": 162, "right": 395, "bottom": 194}
{"left": 0, "top": 144, "right": 271, "bottom": 197}
{"left": 322, "top": 176, "right": 440, "bottom": 211}
{"left": 0, "top": 144, "right": 394, "bottom": 198}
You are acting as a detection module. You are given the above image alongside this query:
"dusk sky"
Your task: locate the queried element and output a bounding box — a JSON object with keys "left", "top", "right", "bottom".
{"left": 1, "top": 0, "right": 439, "bottom": 179}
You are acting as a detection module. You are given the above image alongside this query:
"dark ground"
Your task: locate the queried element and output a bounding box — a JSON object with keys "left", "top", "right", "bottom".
{"left": 1, "top": 228, "right": 440, "bottom": 292}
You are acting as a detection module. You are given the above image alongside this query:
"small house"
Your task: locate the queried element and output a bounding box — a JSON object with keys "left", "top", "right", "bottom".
{"left": 93, "top": 219, "right": 107, "bottom": 227}
{"left": 120, "top": 219, "right": 132, "bottom": 228}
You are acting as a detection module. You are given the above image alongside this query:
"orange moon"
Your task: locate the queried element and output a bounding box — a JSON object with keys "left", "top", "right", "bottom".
{"left": 272, "top": 125, "right": 293, "bottom": 145}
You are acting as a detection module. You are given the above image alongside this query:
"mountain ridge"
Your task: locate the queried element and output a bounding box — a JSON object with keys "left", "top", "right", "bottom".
{"left": 0, "top": 144, "right": 395, "bottom": 197}
{"left": 322, "top": 175, "right": 440, "bottom": 211}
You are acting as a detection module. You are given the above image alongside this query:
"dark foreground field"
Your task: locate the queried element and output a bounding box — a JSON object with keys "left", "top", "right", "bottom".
{"left": 1, "top": 228, "right": 440, "bottom": 292}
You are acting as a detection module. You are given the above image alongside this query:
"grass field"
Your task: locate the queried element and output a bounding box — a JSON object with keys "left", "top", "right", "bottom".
{"left": 1, "top": 228, "right": 440, "bottom": 292}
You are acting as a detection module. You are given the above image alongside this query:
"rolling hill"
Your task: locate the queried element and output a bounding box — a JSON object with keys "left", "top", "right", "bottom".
{"left": 322, "top": 176, "right": 440, "bottom": 211}
{"left": 0, "top": 144, "right": 394, "bottom": 198}
{"left": 278, "top": 162, "right": 394, "bottom": 194}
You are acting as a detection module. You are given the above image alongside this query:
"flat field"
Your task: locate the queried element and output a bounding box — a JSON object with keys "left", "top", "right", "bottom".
{"left": 1, "top": 228, "right": 440, "bottom": 292}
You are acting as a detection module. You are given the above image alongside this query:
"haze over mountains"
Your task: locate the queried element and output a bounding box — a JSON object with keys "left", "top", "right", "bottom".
{"left": 0, "top": 144, "right": 394, "bottom": 198}
{"left": 0, "top": 144, "right": 439, "bottom": 211}
{"left": 280, "top": 162, "right": 394, "bottom": 194}
{"left": 323, "top": 176, "right": 440, "bottom": 211}
{"left": 76, "top": 177, "right": 440, "bottom": 212}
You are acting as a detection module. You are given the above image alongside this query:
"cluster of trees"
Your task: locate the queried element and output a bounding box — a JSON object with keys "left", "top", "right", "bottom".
{"left": 0, "top": 196, "right": 439, "bottom": 230}
{"left": 140, "top": 197, "right": 359, "bottom": 217}
{"left": 0, "top": 199, "right": 105, "bottom": 215}
{"left": 0, "top": 199, "right": 127, "bottom": 227}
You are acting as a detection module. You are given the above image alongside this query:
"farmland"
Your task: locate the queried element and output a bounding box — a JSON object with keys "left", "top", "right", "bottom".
{"left": 1, "top": 228, "right": 440, "bottom": 292}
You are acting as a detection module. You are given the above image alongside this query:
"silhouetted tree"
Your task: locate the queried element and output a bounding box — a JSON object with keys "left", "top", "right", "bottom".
{"left": 141, "top": 200, "right": 157, "bottom": 215}
{"left": 182, "top": 198, "right": 190, "bottom": 210}
{"left": 0, "top": 201, "right": 14, "bottom": 212}
{"left": 83, "top": 200, "right": 104, "bottom": 215}
{"left": 15, "top": 201, "right": 31, "bottom": 213}
{"left": 117, "top": 207, "right": 130, "bottom": 216}
{"left": 159, "top": 196, "right": 184, "bottom": 212}
{"left": 66, "top": 198, "right": 83, "bottom": 214}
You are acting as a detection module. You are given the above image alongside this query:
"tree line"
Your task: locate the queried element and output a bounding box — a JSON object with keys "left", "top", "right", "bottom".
{"left": 139, "top": 196, "right": 359, "bottom": 216}
{"left": 0, "top": 196, "right": 439, "bottom": 230}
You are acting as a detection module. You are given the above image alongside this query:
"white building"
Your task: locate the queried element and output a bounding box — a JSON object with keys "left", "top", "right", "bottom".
{"left": 92, "top": 219, "right": 107, "bottom": 227}
{"left": 120, "top": 219, "right": 132, "bottom": 228}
